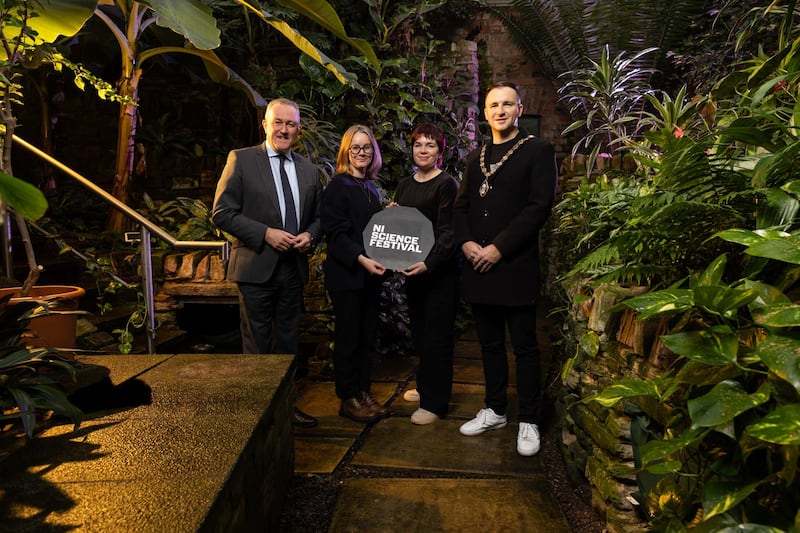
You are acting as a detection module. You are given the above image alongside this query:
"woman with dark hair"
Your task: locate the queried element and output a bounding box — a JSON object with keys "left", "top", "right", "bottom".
{"left": 392, "top": 123, "right": 459, "bottom": 425}
{"left": 321, "top": 125, "right": 390, "bottom": 423}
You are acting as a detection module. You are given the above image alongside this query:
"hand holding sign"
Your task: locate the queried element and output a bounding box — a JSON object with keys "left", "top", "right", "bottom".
{"left": 363, "top": 206, "right": 434, "bottom": 271}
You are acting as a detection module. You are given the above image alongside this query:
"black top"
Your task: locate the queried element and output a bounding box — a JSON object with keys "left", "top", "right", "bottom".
{"left": 321, "top": 173, "right": 384, "bottom": 291}
{"left": 394, "top": 171, "right": 458, "bottom": 273}
{"left": 453, "top": 130, "right": 558, "bottom": 305}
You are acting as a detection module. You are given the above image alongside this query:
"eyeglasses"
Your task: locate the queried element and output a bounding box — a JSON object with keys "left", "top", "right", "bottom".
{"left": 349, "top": 145, "right": 373, "bottom": 155}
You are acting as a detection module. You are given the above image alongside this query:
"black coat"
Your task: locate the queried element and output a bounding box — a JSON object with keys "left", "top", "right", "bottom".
{"left": 321, "top": 173, "right": 384, "bottom": 292}
{"left": 453, "top": 133, "right": 557, "bottom": 305}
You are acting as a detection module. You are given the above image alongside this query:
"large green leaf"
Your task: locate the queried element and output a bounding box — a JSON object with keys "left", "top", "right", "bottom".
{"left": 661, "top": 327, "right": 739, "bottom": 366}
{"left": 142, "top": 0, "right": 221, "bottom": 50}
{"left": 27, "top": 0, "right": 98, "bottom": 44}
{"left": 756, "top": 335, "right": 800, "bottom": 392}
{"left": 0, "top": 172, "right": 48, "bottom": 221}
{"left": 751, "top": 303, "right": 800, "bottom": 327}
{"left": 693, "top": 286, "right": 758, "bottom": 316}
{"left": 688, "top": 381, "right": 770, "bottom": 428}
{"left": 233, "top": 3, "right": 355, "bottom": 84}
{"left": 702, "top": 480, "right": 762, "bottom": 521}
{"left": 622, "top": 289, "right": 693, "bottom": 320}
{"left": 716, "top": 228, "right": 766, "bottom": 247}
{"left": 639, "top": 427, "right": 707, "bottom": 468}
{"left": 592, "top": 378, "right": 664, "bottom": 407}
{"left": 695, "top": 254, "right": 727, "bottom": 287}
{"left": 674, "top": 361, "right": 742, "bottom": 386}
{"left": 745, "top": 404, "right": 800, "bottom": 445}
{"left": 139, "top": 46, "right": 266, "bottom": 108}
{"left": 579, "top": 331, "right": 599, "bottom": 358}
{"left": 274, "top": 0, "right": 381, "bottom": 71}
{"left": 743, "top": 279, "right": 791, "bottom": 306}
{"left": 746, "top": 238, "right": 800, "bottom": 265}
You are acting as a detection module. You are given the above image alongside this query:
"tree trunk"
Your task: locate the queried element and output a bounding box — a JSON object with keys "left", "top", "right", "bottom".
{"left": 107, "top": 68, "right": 142, "bottom": 234}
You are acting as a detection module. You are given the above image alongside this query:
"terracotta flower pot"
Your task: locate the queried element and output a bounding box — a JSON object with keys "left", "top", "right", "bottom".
{"left": 0, "top": 286, "right": 86, "bottom": 348}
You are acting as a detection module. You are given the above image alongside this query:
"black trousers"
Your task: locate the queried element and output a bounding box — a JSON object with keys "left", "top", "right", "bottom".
{"left": 471, "top": 302, "right": 542, "bottom": 424}
{"left": 237, "top": 258, "right": 302, "bottom": 355}
{"left": 406, "top": 266, "right": 458, "bottom": 416}
{"left": 329, "top": 280, "right": 381, "bottom": 399}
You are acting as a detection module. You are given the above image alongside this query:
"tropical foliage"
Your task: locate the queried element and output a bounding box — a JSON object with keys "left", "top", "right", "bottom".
{"left": 556, "top": 2, "right": 800, "bottom": 529}
{"left": 278, "top": 0, "right": 480, "bottom": 191}
{"left": 71, "top": 0, "right": 379, "bottom": 232}
{"left": 0, "top": 295, "right": 82, "bottom": 439}
{"left": 481, "top": 0, "right": 705, "bottom": 80}
{"left": 595, "top": 249, "right": 800, "bottom": 530}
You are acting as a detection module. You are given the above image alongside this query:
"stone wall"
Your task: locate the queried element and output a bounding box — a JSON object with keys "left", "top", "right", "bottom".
{"left": 153, "top": 249, "right": 331, "bottom": 350}
{"left": 556, "top": 277, "right": 674, "bottom": 532}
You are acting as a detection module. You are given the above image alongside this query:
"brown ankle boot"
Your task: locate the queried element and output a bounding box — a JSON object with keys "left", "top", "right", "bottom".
{"left": 339, "top": 396, "right": 380, "bottom": 423}
{"left": 360, "top": 391, "right": 389, "bottom": 418}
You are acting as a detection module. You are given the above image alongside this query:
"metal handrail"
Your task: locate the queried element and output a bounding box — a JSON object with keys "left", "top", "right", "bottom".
{"left": 11, "top": 134, "right": 229, "bottom": 354}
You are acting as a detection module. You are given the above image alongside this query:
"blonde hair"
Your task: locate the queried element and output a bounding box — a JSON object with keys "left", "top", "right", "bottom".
{"left": 335, "top": 125, "right": 382, "bottom": 180}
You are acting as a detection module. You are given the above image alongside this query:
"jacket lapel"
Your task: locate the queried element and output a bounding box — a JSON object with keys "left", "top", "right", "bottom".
{"left": 257, "top": 144, "right": 281, "bottom": 219}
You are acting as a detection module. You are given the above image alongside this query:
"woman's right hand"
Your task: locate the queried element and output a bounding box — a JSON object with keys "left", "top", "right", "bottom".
{"left": 358, "top": 254, "right": 387, "bottom": 275}
{"left": 386, "top": 201, "right": 399, "bottom": 208}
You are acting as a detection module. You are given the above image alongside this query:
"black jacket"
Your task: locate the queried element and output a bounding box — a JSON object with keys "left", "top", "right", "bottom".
{"left": 453, "top": 132, "right": 558, "bottom": 305}
{"left": 321, "top": 173, "right": 384, "bottom": 292}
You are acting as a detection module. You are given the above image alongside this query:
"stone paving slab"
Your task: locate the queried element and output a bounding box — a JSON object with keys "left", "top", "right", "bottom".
{"left": 370, "top": 354, "right": 417, "bottom": 382}
{"left": 328, "top": 478, "right": 570, "bottom": 533}
{"left": 352, "top": 417, "right": 541, "bottom": 475}
{"left": 452, "top": 356, "right": 486, "bottom": 384}
{"left": 453, "top": 339, "right": 483, "bottom": 359}
{"left": 294, "top": 381, "right": 397, "bottom": 437}
{"left": 295, "top": 436, "right": 354, "bottom": 474}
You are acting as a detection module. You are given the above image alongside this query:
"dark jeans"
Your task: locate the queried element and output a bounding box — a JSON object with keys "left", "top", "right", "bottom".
{"left": 329, "top": 280, "right": 380, "bottom": 399}
{"left": 406, "top": 266, "right": 458, "bottom": 416}
{"left": 237, "top": 257, "right": 302, "bottom": 355}
{"left": 471, "top": 302, "right": 542, "bottom": 424}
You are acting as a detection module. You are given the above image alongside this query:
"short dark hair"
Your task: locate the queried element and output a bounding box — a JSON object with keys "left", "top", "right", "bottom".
{"left": 412, "top": 122, "right": 446, "bottom": 152}
{"left": 486, "top": 81, "right": 520, "bottom": 94}
{"left": 411, "top": 122, "right": 446, "bottom": 168}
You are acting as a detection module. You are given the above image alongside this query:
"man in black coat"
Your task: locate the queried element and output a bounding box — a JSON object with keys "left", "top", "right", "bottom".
{"left": 453, "top": 82, "right": 558, "bottom": 456}
{"left": 213, "top": 98, "right": 322, "bottom": 428}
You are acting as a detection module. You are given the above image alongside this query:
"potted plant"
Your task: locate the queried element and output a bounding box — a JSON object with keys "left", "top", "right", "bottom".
{"left": 0, "top": 2, "right": 102, "bottom": 348}
{"left": 0, "top": 292, "right": 82, "bottom": 441}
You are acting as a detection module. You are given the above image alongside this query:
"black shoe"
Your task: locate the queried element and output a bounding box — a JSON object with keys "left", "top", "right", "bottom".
{"left": 292, "top": 407, "right": 318, "bottom": 428}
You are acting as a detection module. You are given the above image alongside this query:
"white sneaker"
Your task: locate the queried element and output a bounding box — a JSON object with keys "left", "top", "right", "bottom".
{"left": 459, "top": 408, "right": 507, "bottom": 436}
{"left": 403, "top": 388, "right": 420, "bottom": 402}
{"left": 517, "top": 423, "right": 541, "bottom": 456}
{"left": 410, "top": 408, "right": 439, "bottom": 425}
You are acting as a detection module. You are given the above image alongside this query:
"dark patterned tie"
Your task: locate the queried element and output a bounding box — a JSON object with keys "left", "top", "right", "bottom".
{"left": 278, "top": 154, "right": 298, "bottom": 235}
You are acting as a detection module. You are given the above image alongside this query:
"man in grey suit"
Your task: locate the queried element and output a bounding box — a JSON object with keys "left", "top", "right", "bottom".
{"left": 213, "top": 98, "right": 322, "bottom": 427}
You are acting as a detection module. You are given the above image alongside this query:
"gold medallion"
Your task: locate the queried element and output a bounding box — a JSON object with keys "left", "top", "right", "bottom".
{"left": 479, "top": 179, "right": 490, "bottom": 197}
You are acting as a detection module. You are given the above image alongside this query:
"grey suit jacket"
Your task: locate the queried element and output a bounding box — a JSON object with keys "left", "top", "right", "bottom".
{"left": 212, "top": 143, "right": 322, "bottom": 285}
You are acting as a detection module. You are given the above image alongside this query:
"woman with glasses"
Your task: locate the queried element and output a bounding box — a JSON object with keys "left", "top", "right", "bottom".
{"left": 391, "top": 123, "right": 459, "bottom": 425}
{"left": 321, "top": 125, "right": 390, "bottom": 423}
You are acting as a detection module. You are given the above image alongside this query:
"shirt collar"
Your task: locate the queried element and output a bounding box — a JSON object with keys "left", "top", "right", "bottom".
{"left": 265, "top": 142, "right": 293, "bottom": 161}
